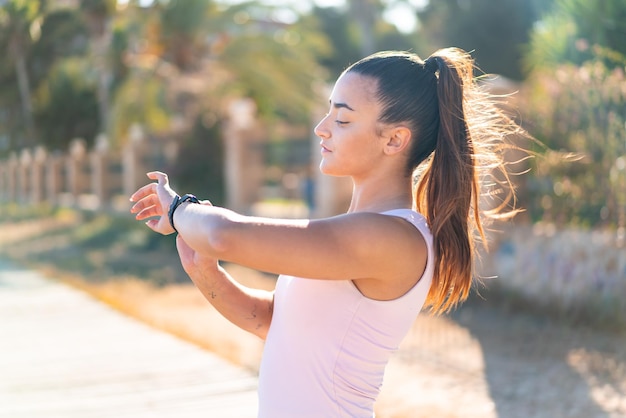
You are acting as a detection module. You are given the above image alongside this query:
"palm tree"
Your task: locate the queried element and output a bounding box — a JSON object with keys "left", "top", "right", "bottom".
{"left": 0, "top": 0, "right": 41, "bottom": 148}
{"left": 347, "top": 0, "right": 379, "bottom": 56}
{"left": 80, "top": 0, "right": 116, "bottom": 133}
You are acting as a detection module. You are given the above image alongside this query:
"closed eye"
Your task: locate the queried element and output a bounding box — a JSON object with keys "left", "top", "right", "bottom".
{"left": 335, "top": 120, "right": 349, "bottom": 125}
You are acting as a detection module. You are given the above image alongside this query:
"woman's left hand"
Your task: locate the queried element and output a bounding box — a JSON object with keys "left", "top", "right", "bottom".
{"left": 130, "top": 171, "right": 178, "bottom": 235}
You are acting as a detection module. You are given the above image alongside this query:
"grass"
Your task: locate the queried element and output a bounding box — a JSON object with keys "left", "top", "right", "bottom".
{"left": 2, "top": 207, "right": 181, "bottom": 283}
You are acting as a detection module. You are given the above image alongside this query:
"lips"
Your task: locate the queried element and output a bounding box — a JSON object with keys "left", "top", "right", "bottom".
{"left": 320, "top": 143, "right": 331, "bottom": 153}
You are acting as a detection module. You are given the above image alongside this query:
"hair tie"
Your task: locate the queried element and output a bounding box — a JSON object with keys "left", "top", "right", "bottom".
{"left": 424, "top": 57, "right": 440, "bottom": 75}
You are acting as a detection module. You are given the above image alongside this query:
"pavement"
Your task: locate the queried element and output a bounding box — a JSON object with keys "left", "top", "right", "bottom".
{"left": 0, "top": 260, "right": 258, "bottom": 418}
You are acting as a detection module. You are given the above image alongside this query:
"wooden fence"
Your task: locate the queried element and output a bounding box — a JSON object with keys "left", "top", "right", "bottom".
{"left": 0, "top": 127, "right": 154, "bottom": 212}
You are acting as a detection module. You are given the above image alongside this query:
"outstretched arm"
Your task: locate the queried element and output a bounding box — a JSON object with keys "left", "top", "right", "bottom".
{"left": 176, "top": 235, "right": 274, "bottom": 340}
{"left": 130, "top": 171, "right": 428, "bottom": 300}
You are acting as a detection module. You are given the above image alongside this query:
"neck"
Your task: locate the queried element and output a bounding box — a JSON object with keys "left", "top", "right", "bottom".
{"left": 347, "top": 173, "right": 413, "bottom": 213}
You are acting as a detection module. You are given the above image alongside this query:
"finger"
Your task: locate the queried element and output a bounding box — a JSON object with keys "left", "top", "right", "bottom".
{"left": 129, "top": 183, "right": 157, "bottom": 202}
{"left": 133, "top": 194, "right": 162, "bottom": 219}
{"left": 134, "top": 204, "right": 162, "bottom": 221}
{"left": 130, "top": 195, "right": 149, "bottom": 214}
{"left": 145, "top": 218, "right": 159, "bottom": 232}
{"left": 147, "top": 171, "right": 168, "bottom": 185}
{"left": 130, "top": 194, "right": 160, "bottom": 214}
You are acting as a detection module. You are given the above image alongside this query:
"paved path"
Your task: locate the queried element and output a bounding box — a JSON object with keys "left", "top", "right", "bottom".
{"left": 0, "top": 261, "right": 258, "bottom": 418}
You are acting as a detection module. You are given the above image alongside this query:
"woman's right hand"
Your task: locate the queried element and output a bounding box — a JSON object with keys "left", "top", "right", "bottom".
{"left": 176, "top": 234, "right": 219, "bottom": 278}
{"left": 130, "top": 171, "right": 178, "bottom": 235}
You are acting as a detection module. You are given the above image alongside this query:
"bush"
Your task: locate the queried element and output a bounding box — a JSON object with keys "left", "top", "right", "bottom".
{"left": 519, "top": 57, "right": 626, "bottom": 228}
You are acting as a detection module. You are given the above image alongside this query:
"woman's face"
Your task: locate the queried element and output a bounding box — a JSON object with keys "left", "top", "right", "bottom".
{"left": 314, "top": 72, "right": 388, "bottom": 178}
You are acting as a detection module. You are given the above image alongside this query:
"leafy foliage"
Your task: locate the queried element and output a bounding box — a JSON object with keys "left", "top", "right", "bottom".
{"left": 519, "top": 0, "right": 626, "bottom": 228}
{"left": 33, "top": 58, "right": 100, "bottom": 151}
{"left": 417, "top": 0, "right": 543, "bottom": 80}
{"left": 169, "top": 113, "right": 226, "bottom": 206}
{"left": 156, "top": 0, "right": 213, "bottom": 71}
{"left": 29, "top": 8, "right": 89, "bottom": 88}
{"left": 108, "top": 72, "right": 170, "bottom": 147}
{"left": 0, "top": 0, "right": 42, "bottom": 147}
{"left": 525, "top": 0, "right": 626, "bottom": 71}
{"left": 520, "top": 55, "right": 626, "bottom": 227}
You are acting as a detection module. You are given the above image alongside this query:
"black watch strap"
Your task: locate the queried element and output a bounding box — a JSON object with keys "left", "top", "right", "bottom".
{"left": 168, "top": 193, "right": 200, "bottom": 233}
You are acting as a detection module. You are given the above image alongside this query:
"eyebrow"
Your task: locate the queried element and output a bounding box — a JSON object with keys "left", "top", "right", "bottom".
{"left": 331, "top": 101, "right": 355, "bottom": 111}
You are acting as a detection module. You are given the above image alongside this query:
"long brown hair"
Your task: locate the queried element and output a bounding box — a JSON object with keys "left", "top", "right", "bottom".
{"left": 346, "top": 48, "right": 522, "bottom": 314}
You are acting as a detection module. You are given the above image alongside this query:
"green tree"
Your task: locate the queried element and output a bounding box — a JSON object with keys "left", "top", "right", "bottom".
{"left": 216, "top": 29, "right": 325, "bottom": 123}
{"left": 156, "top": 0, "right": 212, "bottom": 71}
{"left": 33, "top": 58, "right": 100, "bottom": 151}
{"left": 169, "top": 113, "right": 225, "bottom": 205}
{"left": 108, "top": 72, "right": 170, "bottom": 148}
{"left": 303, "top": 3, "right": 419, "bottom": 79}
{"left": 108, "top": 14, "right": 130, "bottom": 91}
{"left": 348, "top": 0, "right": 379, "bottom": 56}
{"left": 0, "top": 0, "right": 42, "bottom": 148}
{"left": 80, "top": 0, "right": 117, "bottom": 132}
{"left": 525, "top": 0, "right": 626, "bottom": 71}
{"left": 29, "top": 7, "right": 89, "bottom": 89}
{"left": 417, "top": 0, "right": 542, "bottom": 79}
{"left": 300, "top": 6, "right": 361, "bottom": 78}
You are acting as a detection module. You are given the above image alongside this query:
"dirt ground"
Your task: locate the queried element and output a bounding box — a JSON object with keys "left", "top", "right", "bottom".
{"left": 379, "top": 298, "right": 626, "bottom": 418}
{"left": 2, "top": 218, "right": 625, "bottom": 417}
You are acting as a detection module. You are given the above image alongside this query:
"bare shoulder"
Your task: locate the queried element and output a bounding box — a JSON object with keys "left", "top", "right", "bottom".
{"left": 312, "top": 212, "right": 428, "bottom": 299}
{"left": 312, "top": 211, "right": 426, "bottom": 255}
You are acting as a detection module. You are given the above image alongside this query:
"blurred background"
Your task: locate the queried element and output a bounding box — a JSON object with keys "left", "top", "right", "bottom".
{"left": 0, "top": 0, "right": 624, "bottom": 417}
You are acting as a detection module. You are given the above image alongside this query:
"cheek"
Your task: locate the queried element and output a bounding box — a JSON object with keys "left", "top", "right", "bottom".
{"left": 320, "top": 146, "right": 368, "bottom": 177}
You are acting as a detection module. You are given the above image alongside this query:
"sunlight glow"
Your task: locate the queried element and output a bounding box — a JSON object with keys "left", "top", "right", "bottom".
{"left": 117, "top": 0, "right": 425, "bottom": 34}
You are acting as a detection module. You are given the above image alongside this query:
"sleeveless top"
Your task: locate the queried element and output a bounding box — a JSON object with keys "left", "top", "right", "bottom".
{"left": 257, "top": 209, "right": 435, "bottom": 418}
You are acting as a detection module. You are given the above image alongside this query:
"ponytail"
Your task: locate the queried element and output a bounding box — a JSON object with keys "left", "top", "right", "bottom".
{"left": 347, "top": 48, "right": 522, "bottom": 314}
{"left": 414, "top": 50, "right": 477, "bottom": 314}
{"left": 415, "top": 49, "right": 520, "bottom": 314}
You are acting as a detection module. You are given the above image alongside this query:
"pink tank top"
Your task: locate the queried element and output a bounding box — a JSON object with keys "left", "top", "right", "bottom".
{"left": 257, "top": 209, "right": 435, "bottom": 418}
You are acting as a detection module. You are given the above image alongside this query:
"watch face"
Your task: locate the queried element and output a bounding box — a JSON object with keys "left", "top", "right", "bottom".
{"left": 181, "top": 194, "right": 200, "bottom": 204}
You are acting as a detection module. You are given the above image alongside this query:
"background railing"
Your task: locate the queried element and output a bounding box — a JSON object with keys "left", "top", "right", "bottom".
{"left": 0, "top": 130, "right": 153, "bottom": 213}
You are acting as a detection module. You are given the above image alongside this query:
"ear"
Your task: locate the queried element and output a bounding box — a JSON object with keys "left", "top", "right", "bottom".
{"left": 382, "top": 126, "right": 412, "bottom": 156}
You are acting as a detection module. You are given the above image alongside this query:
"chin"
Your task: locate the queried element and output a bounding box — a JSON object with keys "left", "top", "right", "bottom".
{"left": 319, "top": 161, "right": 340, "bottom": 176}
{"left": 319, "top": 157, "right": 354, "bottom": 178}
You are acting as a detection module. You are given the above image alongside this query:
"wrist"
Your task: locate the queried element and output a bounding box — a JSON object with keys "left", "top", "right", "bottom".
{"left": 168, "top": 193, "right": 200, "bottom": 233}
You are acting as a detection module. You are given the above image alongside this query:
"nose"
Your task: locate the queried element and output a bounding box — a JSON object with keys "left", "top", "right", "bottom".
{"left": 314, "top": 114, "right": 330, "bottom": 139}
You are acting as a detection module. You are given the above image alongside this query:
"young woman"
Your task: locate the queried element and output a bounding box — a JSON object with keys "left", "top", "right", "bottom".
{"left": 130, "top": 48, "right": 520, "bottom": 418}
